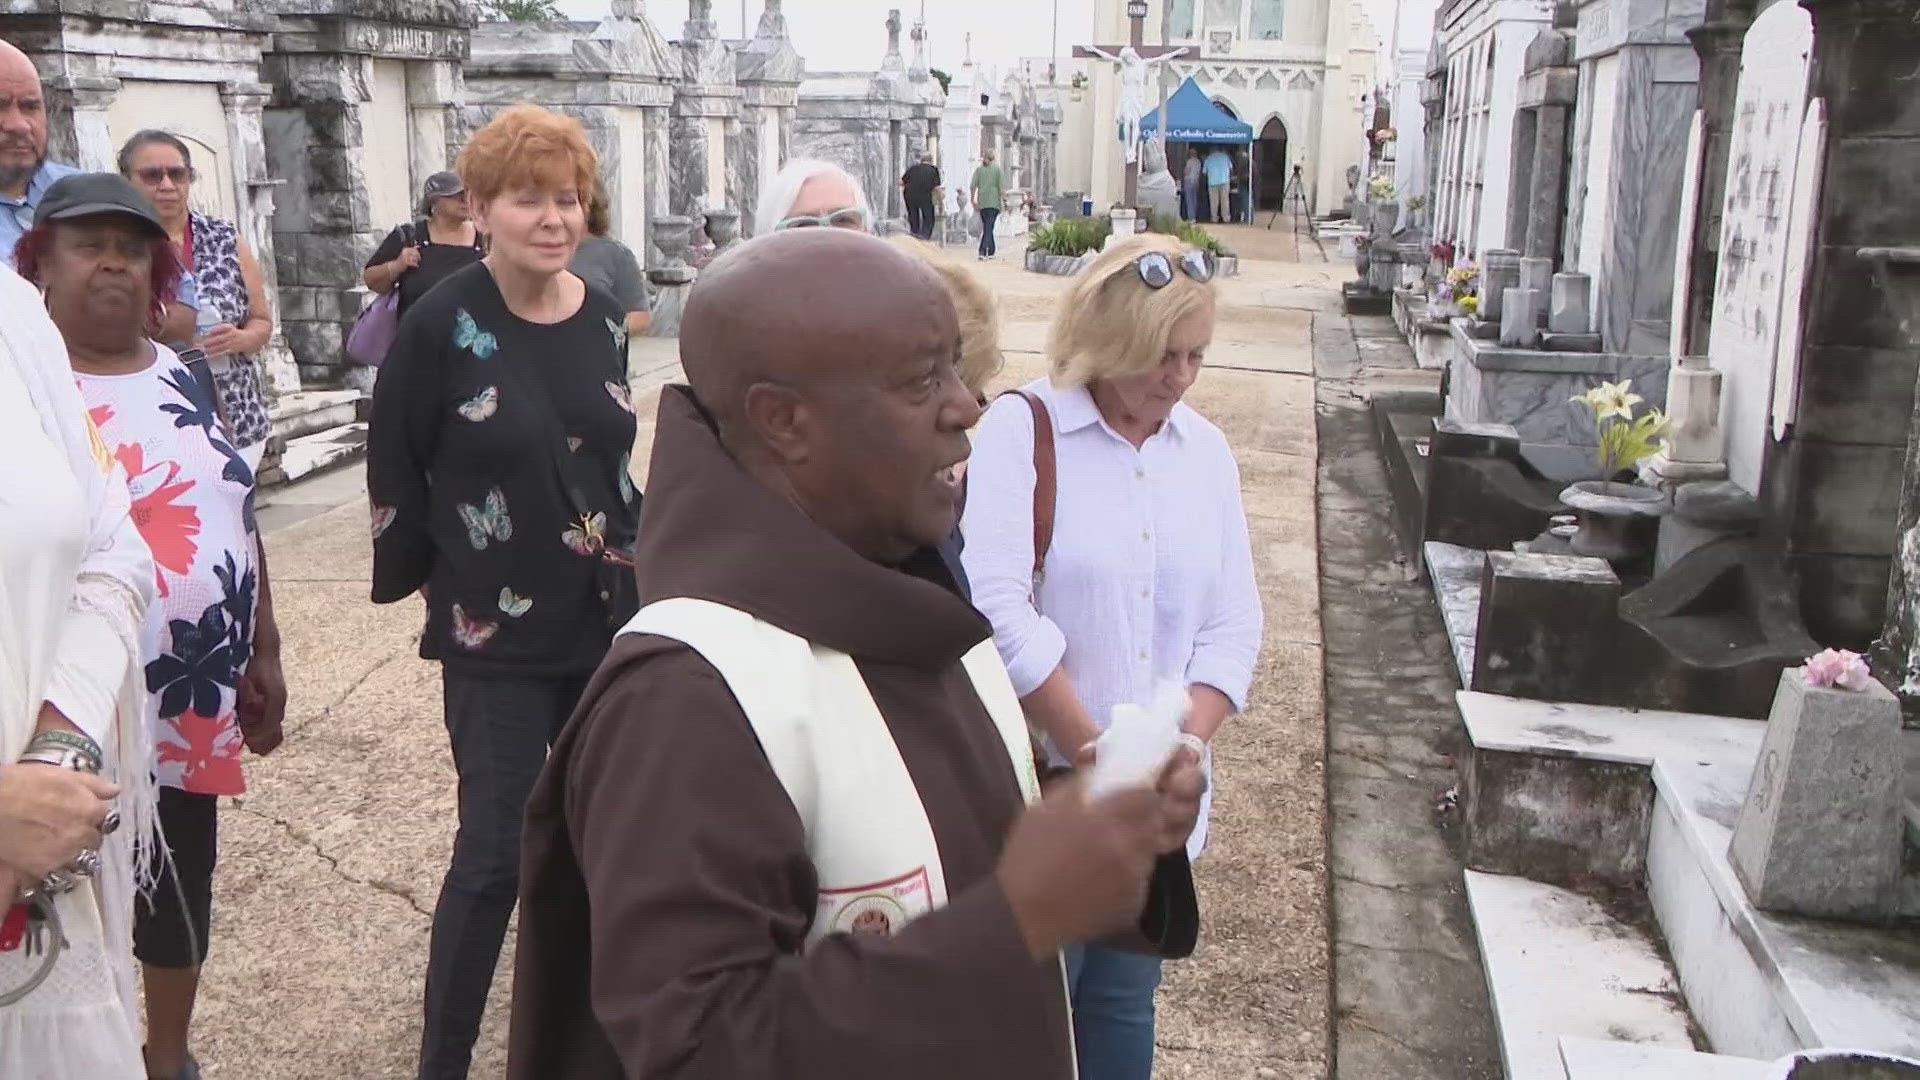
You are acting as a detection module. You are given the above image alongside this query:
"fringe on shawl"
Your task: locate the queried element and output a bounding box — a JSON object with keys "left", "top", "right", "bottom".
{"left": 67, "top": 570, "right": 157, "bottom": 1031}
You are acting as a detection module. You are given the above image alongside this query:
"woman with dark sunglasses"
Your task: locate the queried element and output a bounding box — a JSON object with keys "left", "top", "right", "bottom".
{"left": 960, "top": 233, "right": 1263, "bottom": 1080}
{"left": 118, "top": 131, "right": 276, "bottom": 476}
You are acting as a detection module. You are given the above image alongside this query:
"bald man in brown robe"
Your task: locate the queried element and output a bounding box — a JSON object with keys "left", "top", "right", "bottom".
{"left": 507, "top": 230, "right": 1204, "bottom": 1079}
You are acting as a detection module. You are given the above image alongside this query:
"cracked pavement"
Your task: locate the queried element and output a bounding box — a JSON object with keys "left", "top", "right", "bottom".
{"left": 189, "top": 225, "right": 1335, "bottom": 1077}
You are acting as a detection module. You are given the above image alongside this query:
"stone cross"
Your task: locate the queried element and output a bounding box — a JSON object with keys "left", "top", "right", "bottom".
{"left": 886, "top": 9, "right": 902, "bottom": 56}
{"left": 1073, "top": 6, "right": 1191, "bottom": 208}
{"left": 610, "top": 0, "right": 641, "bottom": 16}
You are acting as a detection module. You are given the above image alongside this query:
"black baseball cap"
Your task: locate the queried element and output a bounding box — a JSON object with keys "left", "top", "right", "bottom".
{"left": 421, "top": 171, "right": 465, "bottom": 200}
{"left": 33, "top": 173, "right": 169, "bottom": 237}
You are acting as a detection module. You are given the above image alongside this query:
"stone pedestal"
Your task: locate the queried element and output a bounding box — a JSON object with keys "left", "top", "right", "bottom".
{"left": 1471, "top": 550, "right": 1623, "bottom": 704}
{"left": 1500, "top": 287, "right": 1543, "bottom": 348}
{"left": 646, "top": 216, "right": 697, "bottom": 337}
{"left": 1730, "top": 667, "right": 1903, "bottom": 922}
{"left": 1105, "top": 208, "right": 1138, "bottom": 251}
{"left": 1549, "top": 272, "right": 1592, "bottom": 334}
{"left": 1657, "top": 354, "right": 1726, "bottom": 468}
{"left": 1519, "top": 256, "right": 1553, "bottom": 311}
{"left": 1481, "top": 249, "right": 1521, "bottom": 323}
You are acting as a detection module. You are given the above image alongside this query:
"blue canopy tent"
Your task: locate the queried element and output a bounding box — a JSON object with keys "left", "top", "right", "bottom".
{"left": 1140, "top": 77, "right": 1256, "bottom": 222}
{"left": 1140, "top": 77, "right": 1254, "bottom": 144}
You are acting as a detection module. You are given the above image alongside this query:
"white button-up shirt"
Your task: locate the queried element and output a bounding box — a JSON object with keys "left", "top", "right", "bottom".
{"left": 961, "top": 377, "right": 1263, "bottom": 856}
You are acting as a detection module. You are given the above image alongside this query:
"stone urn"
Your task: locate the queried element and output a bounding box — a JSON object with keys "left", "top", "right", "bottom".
{"left": 1768, "top": 1050, "right": 1920, "bottom": 1080}
{"left": 647, "top": 215, "right": 697, "bottom": 286}
{"left": 1559, "top": 480, "right": 1670, "bottom": 567}
{"left": 703, "top": 207, "right": 741, "bottom": 251}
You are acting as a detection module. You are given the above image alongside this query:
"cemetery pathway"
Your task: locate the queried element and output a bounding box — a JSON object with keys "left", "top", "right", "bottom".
{"left": 193, "top": 222, "right": 1335, "bottom": 1078}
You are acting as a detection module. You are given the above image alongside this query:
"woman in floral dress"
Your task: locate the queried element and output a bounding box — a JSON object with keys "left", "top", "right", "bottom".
{"left": 366, "top": 106, "right": 638, "bottom": 1080}
{"left": 119, "top": 131, "right": 276, "bottom": 474}
{"left": 16, "top": 171, "right": 286, "bottom": 1080}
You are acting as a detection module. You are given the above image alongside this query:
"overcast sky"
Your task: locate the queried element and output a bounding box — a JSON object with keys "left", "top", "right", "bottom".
{"left": 553, "top": 1, "right": 1394, "bottom": 80}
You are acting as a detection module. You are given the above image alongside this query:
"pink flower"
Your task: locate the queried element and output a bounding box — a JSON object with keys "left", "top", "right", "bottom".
{"left": 1803, "top": 648, "right": 1873, "bottom": 692}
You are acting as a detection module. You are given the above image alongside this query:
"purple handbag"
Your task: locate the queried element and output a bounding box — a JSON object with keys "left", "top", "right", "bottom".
{"left": 345, "top": 287, "right": 401, "bottom": 368}
{"left": 347, "top": 223, "right": 415, "bottom": 368}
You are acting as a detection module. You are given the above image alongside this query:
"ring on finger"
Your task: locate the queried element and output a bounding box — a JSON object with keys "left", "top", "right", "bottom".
{"left": 100, "top": 809, "right": 120, "bottom": 836}
{"left": 66, "top": 849, "right": 101, "bottom": 879}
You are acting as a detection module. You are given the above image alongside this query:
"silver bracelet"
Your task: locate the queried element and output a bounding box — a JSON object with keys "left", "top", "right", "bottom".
{"left": 16, "top": 745, "right": 100, "bottom": 775}
{"left": 1177, "top": 732, "right": 1207, "bottom": 759}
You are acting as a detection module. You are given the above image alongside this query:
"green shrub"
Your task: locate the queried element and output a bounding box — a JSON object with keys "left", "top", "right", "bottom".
{"left": 1028, "top": 215, "right": 1112, "bottom": 257}
{"left": 1028, "top": 213, "right": 1232, "bottom": 261}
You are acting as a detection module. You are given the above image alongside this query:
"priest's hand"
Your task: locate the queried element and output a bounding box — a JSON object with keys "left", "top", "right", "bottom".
{"left": 1154, "top": 751, "right": 1206, "bottom": 854}
{"left": 996, "top": 776, "right": 1163, "bottom": 962}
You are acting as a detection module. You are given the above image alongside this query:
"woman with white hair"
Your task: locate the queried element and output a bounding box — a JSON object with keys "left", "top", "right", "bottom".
{"left": 753, "top": 158, "right": 872, "bottom": 234}
{"left": 960, "top": 233, "right": 1263, "bottom": 1080}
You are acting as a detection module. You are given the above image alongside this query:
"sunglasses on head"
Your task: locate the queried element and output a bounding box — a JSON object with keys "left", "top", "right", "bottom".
{"left": 774, "top": 206, "right": 869, "bottom": 232}
{"left": 133, "top": 166, "right": 195, "bottom": 186}
{"left": 1134, "top": 249, "right": 1215, "bottom": 289}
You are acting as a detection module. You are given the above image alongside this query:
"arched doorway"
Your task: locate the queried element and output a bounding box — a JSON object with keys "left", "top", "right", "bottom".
{"left": 1255, "top": 117, "right": 1289, "bottom": 214}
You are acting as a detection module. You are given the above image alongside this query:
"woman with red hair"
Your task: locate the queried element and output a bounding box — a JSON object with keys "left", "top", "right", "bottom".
{"left": 366, "top": 105, "right": 639, "bottom": 1080}
{"left": 14, "top": 171, "right": 286, "bottom": 1080}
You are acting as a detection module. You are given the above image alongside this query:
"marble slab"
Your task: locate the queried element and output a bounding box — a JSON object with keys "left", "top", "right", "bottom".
{"left": 1464, "top": 870, "right": 1696, "bottom": 1080}
{"left": 1425, "top": 540, "right": 1486, "bottom": 687}
{"left": 1559, "top": 1037, "right": 1769, "bottom": 1080}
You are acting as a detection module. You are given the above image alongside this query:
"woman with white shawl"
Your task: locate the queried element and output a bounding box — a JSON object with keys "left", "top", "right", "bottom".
{"left": 0, "top": 257, "right": 158, "bottom": 1077}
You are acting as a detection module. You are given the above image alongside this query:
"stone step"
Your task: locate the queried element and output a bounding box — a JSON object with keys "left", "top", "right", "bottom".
{"left": 276, "top": 421, "right": 367, "bottom": 486}
{"left": 1558, "top": 1037, "right": 1768, "bottom": 1080}
{"left": 1462, "top": 869, "right": 1696, "bottom": 1080}
{"left": 1454, "top": 690, "right": 1920, "bottom": 1062}
{"left": 269, "top": 389, "right": 364, "bottom": 444}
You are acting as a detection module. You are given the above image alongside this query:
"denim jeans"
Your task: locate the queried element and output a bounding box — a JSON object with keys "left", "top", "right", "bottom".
{"left": 1065, "top": 942, "right": 1164, "bottom": 1080}
{"left": 418, "top": 669, "right": 590, "bottom": 1080}
{"left": 978, "top": 207, "right": 1000, "bottom": 257}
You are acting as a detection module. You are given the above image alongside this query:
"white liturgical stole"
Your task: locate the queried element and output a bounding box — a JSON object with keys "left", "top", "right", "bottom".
{"left": 621, "top": 597, "right": 1040, "bottom": 948}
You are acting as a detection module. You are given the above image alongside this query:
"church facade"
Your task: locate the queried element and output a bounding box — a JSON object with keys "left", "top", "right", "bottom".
{"left": 1072, "top": 0, "right": 1381, "bottom": 216}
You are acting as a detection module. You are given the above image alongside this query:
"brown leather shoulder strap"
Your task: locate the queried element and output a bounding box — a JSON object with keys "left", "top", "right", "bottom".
{"left": 999, "top": 388, "right": 1056, "bottom": 583}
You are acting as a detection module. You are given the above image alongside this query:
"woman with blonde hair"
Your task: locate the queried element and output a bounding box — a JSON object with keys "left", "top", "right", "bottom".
{"left": 888, "top": 235, "right": 1004, "bottom": 402}
{"left": 889, "top": 235, "right": 1004, "bottom": 598}
{"left": 960, "top": 233, "right": 1263, "bottom": 1079}
{"left": 367, "top": 105, "right": 639, "bottom": 1080}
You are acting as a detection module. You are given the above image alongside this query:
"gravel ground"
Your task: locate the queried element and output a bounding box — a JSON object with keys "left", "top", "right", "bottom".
{"left": 182, "top": 222, "right": 1334, "bottom": 1078}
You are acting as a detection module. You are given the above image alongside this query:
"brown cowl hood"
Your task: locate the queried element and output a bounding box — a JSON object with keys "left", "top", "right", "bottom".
{"left": 633, "top": 385, "right": 989, "bottom": 669}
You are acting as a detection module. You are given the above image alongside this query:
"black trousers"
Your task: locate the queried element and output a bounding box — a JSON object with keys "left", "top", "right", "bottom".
{"left": 418, "top": 668, "right": 591, "bottom": 1080}
{"left": 906, "top": 197, "right": 936, "bottom": 239}
{"left": 133, "top": 787, "right": 219, "bottom": 969}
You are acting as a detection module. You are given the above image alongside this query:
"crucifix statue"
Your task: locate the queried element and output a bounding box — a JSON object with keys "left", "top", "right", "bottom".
{"left": 1074, "top": 4, "right": 1191, "bottom": 207}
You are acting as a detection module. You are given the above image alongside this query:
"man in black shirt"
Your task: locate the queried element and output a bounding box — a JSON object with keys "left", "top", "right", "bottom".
{"left": 900, "top": 153, "right": 941, "bottom": 241}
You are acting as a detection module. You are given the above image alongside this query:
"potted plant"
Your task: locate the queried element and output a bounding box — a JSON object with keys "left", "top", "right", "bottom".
{"left": 1560, "top": 380, "right": 1671, "bottom": 565}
